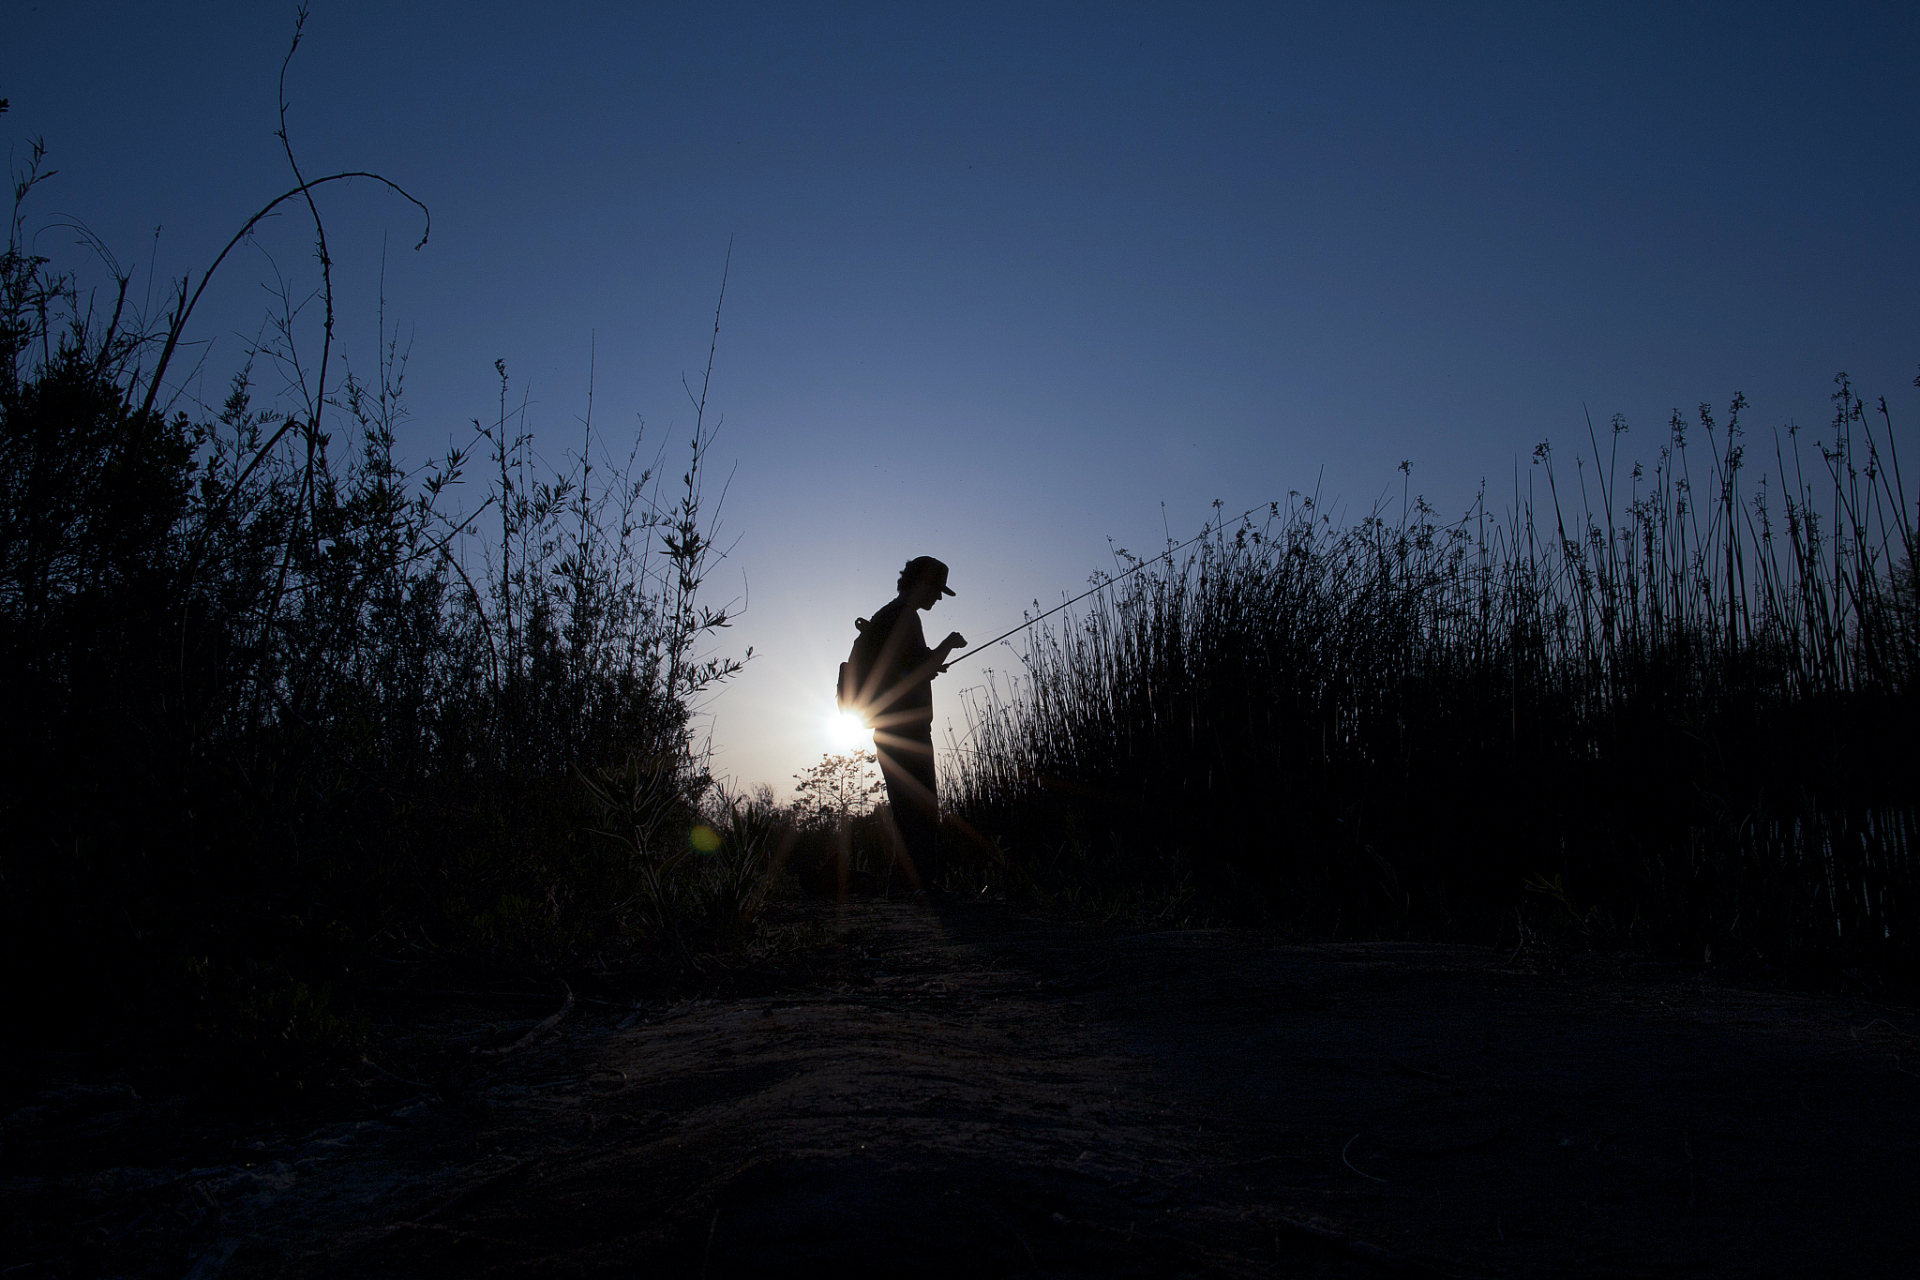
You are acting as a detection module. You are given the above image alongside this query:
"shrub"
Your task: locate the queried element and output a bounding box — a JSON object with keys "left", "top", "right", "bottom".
{"left": 0, "top": 108, "right": 755, "bottom": 1080}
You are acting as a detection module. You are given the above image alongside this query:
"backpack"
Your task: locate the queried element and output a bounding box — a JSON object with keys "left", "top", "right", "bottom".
{"left": 836, "top": 617, "right": 873, "bottom": 715}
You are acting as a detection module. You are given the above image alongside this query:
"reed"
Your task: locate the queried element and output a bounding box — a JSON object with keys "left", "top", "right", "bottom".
{"left": 948, "top": 387, "right": 1917, "bottom": 984}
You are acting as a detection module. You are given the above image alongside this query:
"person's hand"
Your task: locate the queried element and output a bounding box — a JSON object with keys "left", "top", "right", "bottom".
{"left": 942, "top": 631, "right": 967, "bottom": 650}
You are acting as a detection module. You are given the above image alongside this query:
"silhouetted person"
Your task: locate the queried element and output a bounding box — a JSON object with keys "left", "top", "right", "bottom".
{"left": 861, "top": 556, "right": 965, "bottom": 895}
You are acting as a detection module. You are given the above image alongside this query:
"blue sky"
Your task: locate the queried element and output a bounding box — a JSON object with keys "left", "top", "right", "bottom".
{"left": 6, "top": 2, "right": 1917, "bottom": 792}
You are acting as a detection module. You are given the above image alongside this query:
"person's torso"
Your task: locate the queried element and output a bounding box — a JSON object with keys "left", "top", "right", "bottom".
{"left": 866, "top": 596, "right": 933, "bottom": 715}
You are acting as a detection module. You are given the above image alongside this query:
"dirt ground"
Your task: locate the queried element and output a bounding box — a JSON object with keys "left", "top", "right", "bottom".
{"left": 7, "top": 898, "right": 1917, "bottom": 1278}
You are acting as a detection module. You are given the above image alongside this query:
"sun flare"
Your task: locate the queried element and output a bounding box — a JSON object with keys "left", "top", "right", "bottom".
{"left": 825, "top": 708, "right": 871, "bottom": 752}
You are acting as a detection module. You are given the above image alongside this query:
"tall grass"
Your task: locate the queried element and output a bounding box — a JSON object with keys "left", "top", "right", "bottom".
{"left": 949, "top": 389, "right": 1917, "bottom": 983}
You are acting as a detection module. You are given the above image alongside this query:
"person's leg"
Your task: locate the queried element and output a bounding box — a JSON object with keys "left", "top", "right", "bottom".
{"left": 899, "top": 732, "right": 940, "bottom": 889}
{"left": 875, "top": 728, "right": 940, "bottom": 891}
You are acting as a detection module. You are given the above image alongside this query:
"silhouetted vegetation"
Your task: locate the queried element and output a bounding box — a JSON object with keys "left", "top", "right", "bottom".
{"left": 0, "top": 116, "right": 767, "bottom": 1089}
{"left": 950, "top": 393, "right": 1917, "bottom": 988}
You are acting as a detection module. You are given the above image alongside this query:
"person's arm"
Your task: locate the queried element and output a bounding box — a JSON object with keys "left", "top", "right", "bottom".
{"left": 932, "top": 630, "right": 966, "bottom": 674}
{"left": 899, "top": 611, "right": 966, "bottom": 685}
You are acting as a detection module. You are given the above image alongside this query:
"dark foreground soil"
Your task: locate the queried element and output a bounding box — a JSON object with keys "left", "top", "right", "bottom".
{"left": 7, "top": 898, "right": 1918, "bottom": 1278}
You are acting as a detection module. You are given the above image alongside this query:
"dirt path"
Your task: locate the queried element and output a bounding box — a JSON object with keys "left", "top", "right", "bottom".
{"left": 9, "top": 900, "right": 1917, "bottom": 1277}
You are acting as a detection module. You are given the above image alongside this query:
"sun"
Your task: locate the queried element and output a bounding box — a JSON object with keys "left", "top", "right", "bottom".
{"left": 824, "top": 707, "right": 871, "bottom": 752}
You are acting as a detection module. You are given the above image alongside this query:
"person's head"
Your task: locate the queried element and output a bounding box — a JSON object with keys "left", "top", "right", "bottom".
{"left": 897, "top": 555, "right": 956, "bottom": 609}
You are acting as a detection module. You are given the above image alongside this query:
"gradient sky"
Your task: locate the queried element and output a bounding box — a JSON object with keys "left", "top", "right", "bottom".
{"left": 6, "top": 2, "right": 1917, "bottom": 794}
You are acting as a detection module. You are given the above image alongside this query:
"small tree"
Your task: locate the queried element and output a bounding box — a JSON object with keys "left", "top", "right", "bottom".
{"left": 793, "top": 749, "right": 884, "bottom": 828}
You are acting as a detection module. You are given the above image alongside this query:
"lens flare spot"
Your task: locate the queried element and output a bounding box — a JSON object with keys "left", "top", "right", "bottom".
{"left": 690, "top": 824, "right": 722, "bottom": 853}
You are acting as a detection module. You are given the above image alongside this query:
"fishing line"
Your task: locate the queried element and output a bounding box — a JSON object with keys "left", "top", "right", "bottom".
{"left": 943, "top": 501, "right": 1271, "bottom": 669}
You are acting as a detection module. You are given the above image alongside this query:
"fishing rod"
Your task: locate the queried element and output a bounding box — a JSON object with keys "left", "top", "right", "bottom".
{"left": 942, "top": 501, "right": 1272, "bottom": 669}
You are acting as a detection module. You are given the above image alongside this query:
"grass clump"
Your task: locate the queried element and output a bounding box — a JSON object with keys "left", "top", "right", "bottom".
{"left": 949, "top": 395, "right": 1917, "bottom": 986}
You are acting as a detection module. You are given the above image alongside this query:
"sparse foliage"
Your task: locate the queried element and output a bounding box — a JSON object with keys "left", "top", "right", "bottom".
{"left": 793, "top": 750, "right": 886, "bottom": 826}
